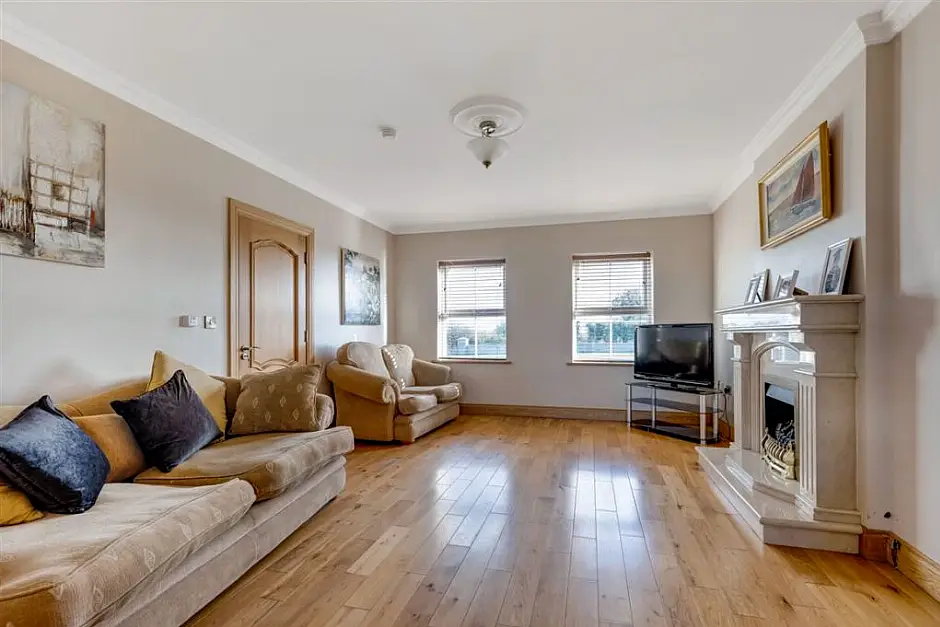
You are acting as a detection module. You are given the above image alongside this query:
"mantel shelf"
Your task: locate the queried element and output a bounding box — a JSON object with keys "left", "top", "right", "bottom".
{"left": 715, "top": 294, "right": 864, "bottom": 335}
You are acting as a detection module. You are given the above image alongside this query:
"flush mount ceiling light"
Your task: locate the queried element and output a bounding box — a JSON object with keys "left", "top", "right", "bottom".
{"left": 450, "top": 96, "right": 527, "bottom": 169}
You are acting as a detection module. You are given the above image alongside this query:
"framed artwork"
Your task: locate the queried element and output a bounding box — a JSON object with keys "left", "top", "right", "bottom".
{"left": 758, "top": 121, "right": 832, "bottom": 249}
{"left": 773, "top": 270, "right": 800, "bottom": 300}
{"left": 341, "top": 248, "right": 381, "bottom": 325}
{"left": 819, "top": 237, "right": 853, "bottom": 295}
{"left": 0, "top": 82, "right": 106, "bottom": 267}
{"left": 744, "top": 269, "right": 770, "bottom": 304}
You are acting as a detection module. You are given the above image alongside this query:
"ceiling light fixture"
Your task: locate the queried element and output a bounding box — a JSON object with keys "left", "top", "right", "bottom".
{"left": 450, "top": 96, "right": 526, "bottom": 169}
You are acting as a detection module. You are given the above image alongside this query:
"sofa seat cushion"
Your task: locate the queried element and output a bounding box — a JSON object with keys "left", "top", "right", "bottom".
{"left": 134, "top": 427, "right": 354, "bottom": 501}
{"left": 398, "top": 393, "right": 437, "bottom": 415}
{"left": 402, "top": 383, "right": 462, "bottom": 403}
{"left": 0, "top": 480, "right": 255, "bottom": 627}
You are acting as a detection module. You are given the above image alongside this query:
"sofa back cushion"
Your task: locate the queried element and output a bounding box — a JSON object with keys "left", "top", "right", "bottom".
{"left": 382, "top": 344, "right": 416, "bottom": 388}
{"left": 57, "top": 379, "right": 150, "bottom": 418}
{"left": 336, "top": 342, "right": 391, "bottom": 378}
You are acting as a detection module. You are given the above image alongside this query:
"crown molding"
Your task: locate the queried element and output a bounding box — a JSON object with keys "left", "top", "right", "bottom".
{"left": 710, "top": 1, "right": 931, "bottom": 212}
{"left": 0, "top": 14, "right": 391, "bottom": 232}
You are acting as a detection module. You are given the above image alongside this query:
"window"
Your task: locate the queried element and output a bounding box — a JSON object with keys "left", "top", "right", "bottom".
{"left": 572, "top": 253, "right": 653, "bottom": 362}
{"left": 438, "top": 259, "right": 507, "bottom": 360}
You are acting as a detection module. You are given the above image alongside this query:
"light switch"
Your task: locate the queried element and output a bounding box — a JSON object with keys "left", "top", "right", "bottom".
{"left": 179, "top": 315, "right": 199, "bottom": 328}
{"left": 204, "top": 315, "right": 217, "bottom": 329}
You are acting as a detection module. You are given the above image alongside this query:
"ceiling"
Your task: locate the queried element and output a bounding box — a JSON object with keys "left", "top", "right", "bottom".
{"left": 1, "top": 1, "right": 886, "bottom": 233}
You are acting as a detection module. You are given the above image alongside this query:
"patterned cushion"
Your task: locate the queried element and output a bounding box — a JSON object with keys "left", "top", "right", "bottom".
{"left": 398, "top": 394, "right": 437, "bottom": 415}
{"left": 230, "top": 364, "right": 324, "bottom": 435}
{"left": 382, "top": 344, "right": 416, "bottom": 388}
{"left": 402, "top": 383, "right": 462, "bottom": 403}
{"left": 336, "top": 342, "right": 391, "bottom": 378}
{"left": 147, "top": 351, "right": 228, "bottom": 437}
{"left": 134, "top": 427, "right": 354, "bottom": 501}
{"left": 0, "top": 480, "right": 255, "bottom": 627}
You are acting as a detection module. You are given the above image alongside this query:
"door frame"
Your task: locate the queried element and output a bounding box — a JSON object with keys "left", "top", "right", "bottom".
{"left": 228, "top": 198, "right": 315, "bottom": 376}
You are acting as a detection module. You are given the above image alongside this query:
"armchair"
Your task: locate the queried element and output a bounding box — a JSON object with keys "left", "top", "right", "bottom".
{"left": 327, "top": 342, "right": 461, "bottom": 442}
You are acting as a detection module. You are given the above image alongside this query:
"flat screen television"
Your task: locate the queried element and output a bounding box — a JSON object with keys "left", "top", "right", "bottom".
{"left": 634, "top": 323, "right": 714, "bottom": 388}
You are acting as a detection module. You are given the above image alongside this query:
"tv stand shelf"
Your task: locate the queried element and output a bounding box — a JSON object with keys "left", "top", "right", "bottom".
{"left": 625, "top": 381, "right": 725, "bottom": 445}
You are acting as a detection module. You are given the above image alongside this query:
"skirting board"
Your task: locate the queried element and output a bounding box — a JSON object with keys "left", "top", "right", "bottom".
{"left": 460, "top": 404, "right": 733, "bottom": 441}
{"left": 861, "top": 528, "right": 940, "bottom": 603}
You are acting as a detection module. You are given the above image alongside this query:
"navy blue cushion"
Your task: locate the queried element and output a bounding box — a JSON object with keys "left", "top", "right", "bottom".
{"left": 111, "top": 370, "right": 222, "bottom": 472}
{"left": 0, "top": 396, "right": 110, "bottom": 514}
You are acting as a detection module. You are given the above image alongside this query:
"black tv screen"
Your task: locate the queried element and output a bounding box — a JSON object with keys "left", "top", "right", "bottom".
{"left": 634, "top": 324, "right": 714, "bottom": 388}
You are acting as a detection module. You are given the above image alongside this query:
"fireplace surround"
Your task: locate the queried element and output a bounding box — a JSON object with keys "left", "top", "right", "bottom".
{"left": 697, "top": 295, "right": 864, "bottom": 553}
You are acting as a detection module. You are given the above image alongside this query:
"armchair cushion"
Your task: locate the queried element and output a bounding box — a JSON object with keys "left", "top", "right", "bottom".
{"left": 336, "top": 342, "right": 391, "bottom": 378}
{"left": 412, "top": 358, "right": 453, "bottom": 386}
{"left": 398, "top": 394, "right": 437, "bottom": 415}
{"left": 327, "top": 362, "right": 397, "bottom": 405}
{"left": 381, "top": 344, "right": 416, "bottom": 388}
{"left": 402, "top": 383, "right": 462, "bottom": 403}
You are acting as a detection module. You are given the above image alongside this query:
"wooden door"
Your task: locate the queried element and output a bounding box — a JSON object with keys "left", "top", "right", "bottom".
{"left": 229, "top": 199, "right": 314, "bottom": 377}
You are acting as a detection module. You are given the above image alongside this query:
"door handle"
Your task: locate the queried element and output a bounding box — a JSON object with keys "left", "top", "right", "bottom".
{"left": 239, "top": 345, "right": 260, "bottom": 361}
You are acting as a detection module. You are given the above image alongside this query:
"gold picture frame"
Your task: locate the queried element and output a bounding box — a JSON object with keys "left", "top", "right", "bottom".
{"left": 758, "top": 121, "right": 832, "bottom": 249}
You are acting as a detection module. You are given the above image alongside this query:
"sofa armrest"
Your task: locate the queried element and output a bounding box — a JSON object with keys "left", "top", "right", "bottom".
{"left": 412, "top": 358, "right": 453, "bottom": 386}
{"left": 327, "top": 362, "right": 397, "bottom": 405}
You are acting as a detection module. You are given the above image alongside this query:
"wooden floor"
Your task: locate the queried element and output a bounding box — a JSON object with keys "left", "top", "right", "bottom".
{"left": 186, "top": 415, "right": 940, "bottom": 627}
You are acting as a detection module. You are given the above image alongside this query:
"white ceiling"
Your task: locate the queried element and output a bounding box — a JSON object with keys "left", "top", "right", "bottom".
{"left": 1, "top": 1, "right": 887, "bottom": 233}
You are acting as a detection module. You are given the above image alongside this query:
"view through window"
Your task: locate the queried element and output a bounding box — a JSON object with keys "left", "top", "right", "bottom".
{"left": 438, "top": 259, "right": 507, "bottom": 360}
{"left": 572, "top": 253, "right": 653, "bottom": 362}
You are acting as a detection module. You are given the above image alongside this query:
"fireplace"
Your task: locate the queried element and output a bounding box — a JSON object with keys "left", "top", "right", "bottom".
{"left": 697, "top": 295, "right": 864, "bottom": 553}
{"left": 761, "top": 379, "right": 796, "bottom": 479}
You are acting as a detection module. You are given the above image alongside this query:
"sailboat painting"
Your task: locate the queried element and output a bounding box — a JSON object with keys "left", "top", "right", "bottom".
{"left": 758, "top": 121, "right": 832, "bottom": 248}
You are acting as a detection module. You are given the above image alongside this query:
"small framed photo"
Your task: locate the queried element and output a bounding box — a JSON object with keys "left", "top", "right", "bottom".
{"left": 819, "top": 238, "right": 853, "bottom": 295}
{"left": 744, "top": 269, "right": 770, "bottom": 304}
{"left": 773, "top": 270, "right": 800, "bottom": 299}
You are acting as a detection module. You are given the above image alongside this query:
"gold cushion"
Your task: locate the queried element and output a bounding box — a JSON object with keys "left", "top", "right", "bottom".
{"left": 230, "top": 364, "right": 324, "bottom": 435}
{"left": 147, "top": 351, "right": 228, "bottom": 437}
{"left": 73, "top": 413, "right": 147, "bottom": 482}
{"left": 0, "top": 481, "right": 42, "bottom": 526}
{"left": 134, "top": 427, "right": 354, "bottom": 501}
{"left": 0, "top": 481, "right": 254, "bottom": 627}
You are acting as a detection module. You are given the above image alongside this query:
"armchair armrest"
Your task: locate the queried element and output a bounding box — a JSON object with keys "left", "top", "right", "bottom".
{"left": 327, "top": 362, "right": 397, "bottom": 404}
{"left": 412, "top": 358, "right": 453, "bottom": 386}
{"left": 315, "top": 392, "right": 334, "bottom": 428}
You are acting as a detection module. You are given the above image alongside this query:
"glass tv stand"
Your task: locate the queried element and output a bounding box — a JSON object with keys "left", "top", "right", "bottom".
{"left": 625, "top": 381, "right": 725, "bottom": 445}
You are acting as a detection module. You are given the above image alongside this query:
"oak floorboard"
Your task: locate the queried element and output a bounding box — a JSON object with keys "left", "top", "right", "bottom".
{"left": 181, "top": 415, "right": 940, "bottom": 627}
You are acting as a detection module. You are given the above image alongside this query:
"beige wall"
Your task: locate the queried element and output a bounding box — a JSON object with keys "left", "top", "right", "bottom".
{"left": 394, "top": 215, "right": 713, "bottom": 409}
{"left": 891, "top": 2, "right": 940, "bottom": 564}
{"left": 0, "top": 44, "right": 392, "bottom": 404}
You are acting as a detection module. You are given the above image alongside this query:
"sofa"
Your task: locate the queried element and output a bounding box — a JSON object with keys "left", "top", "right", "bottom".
{"left": 0, "top": 375, "right": 354, "bottom": 627}
{"left": 327, "top": 342, "right": 461, "bottom": 442}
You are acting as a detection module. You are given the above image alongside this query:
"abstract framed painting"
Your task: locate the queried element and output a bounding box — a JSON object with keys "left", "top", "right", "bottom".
{"left": 341, "top": 248, "right": 381, "bottom": 325}
{"left": 758, "top": 121, "right": 832, "bottom": 249}
{"left": 0, "top": 82, "right": 106, "bottom": 267}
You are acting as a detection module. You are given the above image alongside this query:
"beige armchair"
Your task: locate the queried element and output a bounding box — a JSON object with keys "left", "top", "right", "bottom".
{"left": 327, "top": 342, "right": 461, "bottom": 443}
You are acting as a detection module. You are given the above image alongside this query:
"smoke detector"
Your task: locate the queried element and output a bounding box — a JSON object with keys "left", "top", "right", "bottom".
{"left": 450, "top": 96, "right": 526, "bottom": 169}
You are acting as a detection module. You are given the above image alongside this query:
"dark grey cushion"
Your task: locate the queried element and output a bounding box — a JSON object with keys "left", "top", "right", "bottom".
{"left": 0, "top": 396, "right": 110, "bottom": 514}
{"left": 111, "top": 369, "right": 222, "bottom": 472}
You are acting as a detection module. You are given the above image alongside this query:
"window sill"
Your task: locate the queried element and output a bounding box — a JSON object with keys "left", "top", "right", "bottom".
{"left": 435, "top": 358, "right": 512, "bottom": 365}
{"left": 567, "top": 360, "right": 635, "bottom": 367}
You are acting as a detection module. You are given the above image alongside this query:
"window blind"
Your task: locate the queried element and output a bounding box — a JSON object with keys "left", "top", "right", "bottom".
{"left": 438, "top": 259, "right": 507, "bottom": 360}
{"left": 571, "top": 252, "right": 653, "bottom": 362}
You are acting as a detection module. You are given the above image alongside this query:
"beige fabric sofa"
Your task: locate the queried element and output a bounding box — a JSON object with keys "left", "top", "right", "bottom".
{"left": 327, "top": 342, "right": 461, "bottom": 442}
{"left": 0, "top": 376, "right": 353, "bottom": 627}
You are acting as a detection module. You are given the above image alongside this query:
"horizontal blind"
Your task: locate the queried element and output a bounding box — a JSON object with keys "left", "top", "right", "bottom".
{"left": 438, "top": 259, "right": 506, "bottom": 359}
{"left": 572, "top": 253, "right": 652, "bottom": 361}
